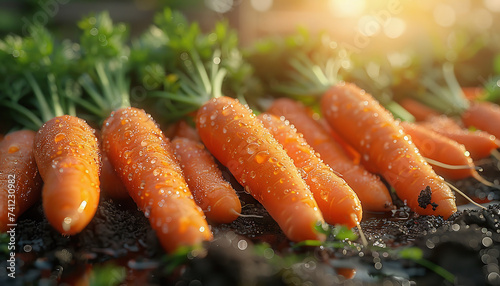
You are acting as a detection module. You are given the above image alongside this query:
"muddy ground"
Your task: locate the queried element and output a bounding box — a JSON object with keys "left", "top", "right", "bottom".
{"left": 1, "top": 159, "right": 500, "bottom": 286}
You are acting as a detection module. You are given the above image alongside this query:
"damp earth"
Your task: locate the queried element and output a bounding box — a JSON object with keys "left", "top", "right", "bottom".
{"left": 1, "top": 160, "right": 500, "bottom": 286}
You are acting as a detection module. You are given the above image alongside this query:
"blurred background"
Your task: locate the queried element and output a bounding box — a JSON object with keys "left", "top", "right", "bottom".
{"left": 1, "top": 0, "right": 499, "bottom": 84}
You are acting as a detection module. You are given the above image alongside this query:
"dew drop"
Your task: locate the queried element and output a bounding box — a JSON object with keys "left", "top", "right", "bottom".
{"left": 54, "top": 133, "right": 66, "bottom": 143}
{"left": 8, "top": 145, "right": 20, "bottom": 153}
{"left": 123, "top": 150, "right": 131, "bottom": 159}
{"left": 255, "top": 153, "right": 266, "bottom": 164}
{"left": 198, "top": 115, "right": 206, "bottom": 124}
{"left": 153, "top": 168, "right": 161, "bottom": 176}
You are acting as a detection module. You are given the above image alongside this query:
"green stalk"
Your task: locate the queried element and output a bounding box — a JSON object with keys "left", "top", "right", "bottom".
{"left": 23, "top": 72, "right": 54, "bottom": 123}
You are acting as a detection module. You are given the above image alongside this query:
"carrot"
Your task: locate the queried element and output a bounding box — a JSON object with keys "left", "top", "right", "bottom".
{"left": 102, "top": 107, "right": 213, "bottom": 252}
{"left": 94, "top": 130, "right": 129, "bottom": 200}
{"left": 258, "top": 113, "right": 362, "bottom": 228}
{"left": 171, "top": 137, "right": 242, "bottom": 224}
{"left": 321, "top": 83, "right": 457, "bottom": 219}
{"left": 400, "top": 121, "right": 479, "bottom": 180}
{"left": 73, "top": 12, "right": 214, "bottom": 252}
{"left": 398, "top": 98, "right": 441, "bottom": 121}
{"left": 317, "top": 117, "right": 361, "bottom": 164}
{"left": 196, "top": 96, "right": 326, "bottom": 242}
{"left": 100, "top": 151, "right": 129, "bottom": 200}
{"left": 267, "top": 98, "right": 393, "bottom": 213}
{"left": 0, "top": 24, "right": 103, "bottom": 235}
{"left": 34, "top": 115, "right": 101, "bottom": 235}
{"left": 461, "top": 101, "right": 500, "bottom": 139}
{"left": 461, "top": 87, "right": 485, "bottom": 101}
{"left": 171, "top": 120, "right": 201, "bottom": 142}
{"left": 0, "top": 130, "right": 42, "bottom": 232}
{"left": 418, "top": 116, "right": 499, "bottom": 160}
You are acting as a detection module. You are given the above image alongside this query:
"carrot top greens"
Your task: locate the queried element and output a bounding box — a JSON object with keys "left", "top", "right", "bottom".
{"left": 130, "top": 8, "right": 253, "bottom": 122}
{"left": 0, "top": 25, "right": 80, "bottom": 131}
{"left": 70, "top": 11, "right": 131, "bottom": 124}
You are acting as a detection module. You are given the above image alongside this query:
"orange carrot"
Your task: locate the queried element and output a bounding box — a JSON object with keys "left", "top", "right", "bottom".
{"left": 196, "top": 96, "right": 326, "bottom": 242}
{"left": 100, "top": 151, "right": 129, "bottom": 199}
{"left": 268, "top": 98, "right": 392, "bottom": 213}
{"left": 398, "top": 98, "right": 441, "bottom": 121}
{"left": 321, "top": 83, "right": 457, "bottom": 219}
{"left": 461, "top": 101, "right": 500, "bottom": 139}
{"left": 102, "top": 107, "right": 213, "bottom": 252}
{"left": 0, "top": 130, "right": 42, "bottom": 232}
{"left": 171, "top": 137, "right": 242, "bottom": 224}
{"left": 93, "top": 130, "right": 129, "bottom": 200}
{"left": 172, "top": 120, "right": 201, "bottom": 142}
{"left": 34, "top": 115, "right": 101, "bottom": 235}
{"left": 400, "top": 121, "right": 478, "bottom": 180}
{"left": 317, "top": 117, "right": 361, "bottom": 164}
{"left": 419, "top": 115, "right": 499, "bottom": 160}
{"left": 461, "top": 87, "right": 485, "bottom": 101}
{"left": 258, "top": 113, "right": 362, "bottom": 228}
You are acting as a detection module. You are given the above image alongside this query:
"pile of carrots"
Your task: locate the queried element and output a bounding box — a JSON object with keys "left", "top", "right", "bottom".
{"left": 1, "top": 9, "right": 500, "bottom": 254}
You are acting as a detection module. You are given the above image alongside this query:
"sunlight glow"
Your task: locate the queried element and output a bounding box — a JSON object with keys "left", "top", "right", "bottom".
{"left": 251, "top": 0, "right": 273, "bottom": 12}
{"left": 433, "top": 4, "right": 456, "bottom": 27}
{"left": 384, "top": 17, "right": 406, "bottom": 39}
{"left": 329, "top": 0, "right": 366, "bottom": 18}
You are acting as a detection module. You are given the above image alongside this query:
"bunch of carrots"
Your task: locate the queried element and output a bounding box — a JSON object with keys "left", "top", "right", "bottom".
{"left": 1, "top": 9, "right": 500, "bottom": 256}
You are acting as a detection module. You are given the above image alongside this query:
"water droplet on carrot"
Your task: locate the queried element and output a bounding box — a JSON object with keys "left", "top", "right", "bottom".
{"left": 153, "top": 168, "right": 161, "bottom": 176}
{"left": 54, "top": 133, "right": 66, "bottom": 143}
{"left": 140, "top": 181, "right": 146, "bottom": 189}
{"left": 8, "top": 145, "right": 19, "bottom": 153}
{"left": 128, "top": 173, "right": 133, "bottom": 181}
{"left": 141, "top": 140, "right": 148, "bottom": 147}
{"left": 199, "top": 226, "right": 205, "bottom": 233}
{"left": 255, "top": 153, "right": 266, "bottom": 164}
{"left": 249, "top": 171, "right": 256, "bottom": 179}
{"left": 123, "top": 150, "right": 131, "bottom": 159}
{"left": 62, "top": 217, "right": 72, "bottom": 232}
{"left": 247, "top": 143, "right": 258, "bottom": 154}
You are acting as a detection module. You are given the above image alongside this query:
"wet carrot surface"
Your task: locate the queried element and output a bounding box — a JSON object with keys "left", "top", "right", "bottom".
{"left": 0, "top": 130, "right": 42, "bottom": 232}
{"left": 196, "top": 96, "right": 326, "bottom": 242}
{"left": 322, "top": 83, "right": 457, "bottom": 219}
{"left": 34, "top": 115, "right": 101, "bottom": 235}
{"left": 172, "top": 137, "right": 242, "bottom": 224}
{"left": 101, "top": 107, "right": 213, "bottom": 252}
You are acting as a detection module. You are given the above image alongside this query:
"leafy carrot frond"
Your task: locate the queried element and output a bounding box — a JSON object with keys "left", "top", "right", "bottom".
{"left": 0, "top": 24, "right": 79, "bottom": 130}
{"left": 74, "top": 11, "right": 131, "bottom": 121}
{"left": 416, "top": 63, "right": 470, "bottom": 116}
{"left": 133, "top": 8, "right": 248, "bottom": 122}
{"left": 273, "top": 54, "right": 340, "bottom": 98}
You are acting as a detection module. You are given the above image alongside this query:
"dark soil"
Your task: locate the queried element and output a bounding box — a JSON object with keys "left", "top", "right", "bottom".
{"left": 1, "top": 159, "right": 500, "bottom": 286}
